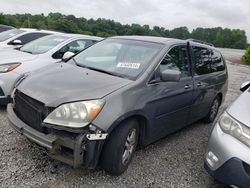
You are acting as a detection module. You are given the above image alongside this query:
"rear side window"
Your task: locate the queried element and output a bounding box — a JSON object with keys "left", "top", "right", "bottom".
{"left": 10, "top": 33, "right": 50, "bottom": 45}
{"left": 211, "top": 50, "right": 225, "bottom": 72}
{"left": 192, "top": 46, "right": 212, "bottom": 75}
{"left": 160, "top": 45, "right": 190, "bottom": 77}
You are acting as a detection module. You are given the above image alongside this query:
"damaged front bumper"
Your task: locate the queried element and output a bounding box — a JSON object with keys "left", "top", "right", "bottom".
{"left": 7, "top": 104, "right": 108, "bottom": 169}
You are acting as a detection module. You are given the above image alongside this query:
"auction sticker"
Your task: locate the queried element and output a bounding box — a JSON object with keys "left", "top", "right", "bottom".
{"left": 117, "top": 62, "right": 140, "bottom": 69}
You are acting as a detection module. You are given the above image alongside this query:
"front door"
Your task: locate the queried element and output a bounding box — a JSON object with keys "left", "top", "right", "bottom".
{"left": 145, "top": 44, "right": 194, "bottom": 142}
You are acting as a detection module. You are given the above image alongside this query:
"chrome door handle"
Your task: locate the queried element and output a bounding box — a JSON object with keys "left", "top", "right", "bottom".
{"left": 197, "top": 82, "right": 202, "bottom": 87}
{"left": 184, "top": 85, "right": 191, "bottom": 89}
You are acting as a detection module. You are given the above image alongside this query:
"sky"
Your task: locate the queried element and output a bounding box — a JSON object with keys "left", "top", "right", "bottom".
{"left": 0, "top": 0, "right": 249, "bottom": 41}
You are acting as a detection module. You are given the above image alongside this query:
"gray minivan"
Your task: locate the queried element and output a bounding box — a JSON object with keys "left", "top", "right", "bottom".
{"left": 7, "top": 36, "right": 228, "bottom": 175}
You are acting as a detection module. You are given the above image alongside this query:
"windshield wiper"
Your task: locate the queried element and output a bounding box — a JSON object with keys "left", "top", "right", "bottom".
{"left": 71, "top": 58, "right": 78, "bottom": 64}
{"left": 20, "top": 50, "right": 33, "bottom": 54}
{"left": 76, "top": 64, "right": 124, "bottom": 78}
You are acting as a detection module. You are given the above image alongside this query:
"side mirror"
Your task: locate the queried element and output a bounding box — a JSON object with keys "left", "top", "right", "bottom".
{"left": 11, "top": 39, "right": 22, "bottom": 45}
{"left": 240, "top": 81, "right": 250, "bottom": 92}
{"left": 62, "top": 51, "right": 75, "bottom": 61}
{"left": 161, "top": 69, "right": 181, "bottom": 82}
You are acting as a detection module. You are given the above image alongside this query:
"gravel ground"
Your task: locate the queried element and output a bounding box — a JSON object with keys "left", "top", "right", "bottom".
{"left": 1, "top": 58, "right": 250, "bottom": 188}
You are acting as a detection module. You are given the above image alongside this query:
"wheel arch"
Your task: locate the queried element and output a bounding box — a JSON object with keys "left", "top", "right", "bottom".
{"left": 106, "top": 112, "right": 149, "bottom": 147}
{"left": 216, "top": 92, "right": 223, "bottom": 106}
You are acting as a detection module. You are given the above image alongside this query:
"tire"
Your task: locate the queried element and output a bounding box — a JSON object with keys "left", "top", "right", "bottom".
{"left": 101, "top": 119, "right": 139, "bottom": 175}
{"left": 203, "top": 96, "right": 221, "bottom": 123}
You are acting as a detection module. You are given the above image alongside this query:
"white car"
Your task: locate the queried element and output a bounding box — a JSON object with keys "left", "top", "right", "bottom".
{"left": 0, "top": 33, "right": 103, "bottom": 104}
{"left": 205, "top": 81, "right": 250, "bottom": 188}
{"left": 0, "top": 24, "right": 14, "bottom": 33}
{"left": 0, "top": 28, "right": 59, "bottom": 50}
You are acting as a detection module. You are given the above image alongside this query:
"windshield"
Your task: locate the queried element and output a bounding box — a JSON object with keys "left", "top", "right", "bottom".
{"left": 0, "top": 29, "right": 24, "bottom": 42}
{"left": 74, "top": 39, "right": 163, "bottom": 80}
{"left": 20, "top": 35, "right": 69, "bottom": 54}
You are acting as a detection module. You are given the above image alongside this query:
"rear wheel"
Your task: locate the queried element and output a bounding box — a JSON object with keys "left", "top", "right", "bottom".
{"left": 204, "top": 96, "right": 221, "bottom": 123}
{"left": 101, "top": 119, "right": 139, "bottom": 175}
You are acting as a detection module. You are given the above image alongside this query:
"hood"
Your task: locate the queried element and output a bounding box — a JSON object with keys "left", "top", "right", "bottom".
{"left": 0, "top": 45, "right": 20, "bottom": 50}
{"left": 0, "top": 49, "right": 38, "bottom": 64}
{"left": 17, "top": 63, "right": 132, "bottom": 107}
{"left": 227, "top": 90, "right": 250, "bottom": 127}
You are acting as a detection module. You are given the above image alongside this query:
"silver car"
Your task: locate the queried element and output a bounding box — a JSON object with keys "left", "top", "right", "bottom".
{"left": 0, "top": 28, "right": 59, "bottom": 50}
{"left": 0, "top": 33, "right": 102, "bottom": 104}
{"left": 205, "top": 81, "right": 250, "bottom": 188}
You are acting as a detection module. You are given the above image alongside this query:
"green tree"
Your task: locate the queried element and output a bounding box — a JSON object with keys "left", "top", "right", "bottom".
{"left": 243, "top": 47, "right": 250, "bottom": 65}
{"left": 170, "top": 27, "right": 189, "bottom": 39}
{"left": 0, "top": 12, "right": 247, "bottom": 49}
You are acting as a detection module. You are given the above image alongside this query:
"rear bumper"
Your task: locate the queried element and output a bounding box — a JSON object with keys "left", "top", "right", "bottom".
{"left": 205, "top": 158, "right": 250, "bottom": 188}
{"left": 7, "top": 104, "right": 105, "bottom": 169}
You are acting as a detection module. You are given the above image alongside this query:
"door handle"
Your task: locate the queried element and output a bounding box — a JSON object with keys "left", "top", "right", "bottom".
{"left": 184, "top": 84, "right": 191, "bottom": 89}
{"left": 197, "top": 82, "right": 202, "bottom": 87}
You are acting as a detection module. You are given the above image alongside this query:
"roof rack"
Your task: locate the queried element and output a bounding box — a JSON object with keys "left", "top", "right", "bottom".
{"left": 186, "top": 38, "right": 214, "bottom": 47}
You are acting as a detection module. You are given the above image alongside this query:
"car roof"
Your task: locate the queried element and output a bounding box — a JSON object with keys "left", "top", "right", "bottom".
{"left": 110, "top": 35, "right": 184, "bottom": 44}
{"left": 51, "top": 33, "right": 103, "bottom": 41}
{"left": 109, "top": 35, "right": 217, "bottom": 49}
{"left": 0, "top": 24, "right": 15, "bottom": 29}
{"left": 19, "top": 28, "right": 61, "bottom": 34}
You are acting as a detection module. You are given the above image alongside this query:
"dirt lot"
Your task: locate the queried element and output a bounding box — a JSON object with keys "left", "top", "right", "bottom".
{"left": 0, "top": 51, "right": 250, "bottom": 187}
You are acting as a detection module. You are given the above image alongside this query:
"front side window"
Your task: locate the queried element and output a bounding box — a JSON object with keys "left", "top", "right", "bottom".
{"left": 53, "top": 39, "right": 95, "bottom": 59}
{"left": 0, "top": 29, "right": 24, "bottom": 42}
{"left": 20, "top": 35, "right": 69, "bottom": 54}
{"left": 73, "top": 39, "right": 163, "bottom": 80}
{"left": 11, "top": 32, "right": 50, "bottom": 45}
{"left": 193, "top": 46, "right": 212, "bottom": 75}
{"left": 160, "top": 45, "right": 190, "bottom": 77}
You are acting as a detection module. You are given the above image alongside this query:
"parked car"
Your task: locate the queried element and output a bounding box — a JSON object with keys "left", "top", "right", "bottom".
{"left": 0, "top": 24, "right": 15, "bottom": 33}
{"left": 0, "top": 33, "right": 103, "bottom": 104}
{"left": 0, "top": 28, "right": 59, "bottom": 49}
{"left": 7, "top": 36, "right": 228, "bottom": 175}
{"left": 205, "top": 81, "right": 250, "bottom": 188}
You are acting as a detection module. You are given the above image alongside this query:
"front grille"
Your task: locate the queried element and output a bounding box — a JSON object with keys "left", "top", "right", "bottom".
{"left": 13, "top": 90, "right": 49, "bottom": 132}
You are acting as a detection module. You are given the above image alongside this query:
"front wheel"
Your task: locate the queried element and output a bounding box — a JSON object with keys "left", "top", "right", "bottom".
{"left": 204, "top": 96, "right": 221, "bottom": 123}
{"left": 101, "top": 119, "right": 139, "bottom": 175}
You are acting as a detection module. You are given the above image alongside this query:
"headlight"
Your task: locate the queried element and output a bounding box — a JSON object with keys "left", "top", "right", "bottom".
{"left": 43, "top": 99, "right": 105, "bottom": 128}
{"left": 0, "top": 63, "right": 21, "bottom": 73}
{"left": 219, "top": 112, "right": 250, "bottom": 147}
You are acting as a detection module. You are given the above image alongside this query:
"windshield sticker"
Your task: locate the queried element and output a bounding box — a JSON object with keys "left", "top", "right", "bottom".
{"left": 117, "top": 62, "right": 140, "bottom": 69}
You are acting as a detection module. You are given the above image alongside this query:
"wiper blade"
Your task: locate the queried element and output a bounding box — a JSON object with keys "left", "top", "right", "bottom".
{"left": 71, "top": 58, "right": 78, "bottom": 64}
{"left": 77, "top": 64, "right": 121, "bottom": 77}
{"left": 85, "top": 66, "right": 115, "bottom": 76}
{"left": 21, "top": 50, "right": 33, "bottom": 54}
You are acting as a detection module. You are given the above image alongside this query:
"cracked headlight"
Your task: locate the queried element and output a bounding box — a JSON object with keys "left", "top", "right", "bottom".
{"left": 43, "top": 100, "right": 105, "bottom": 128}
{"left": 219, "top": 112, "right": 250, "bottom": 147}
{"left": 0, "top": 63, "right": 21, "bottom": 73}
